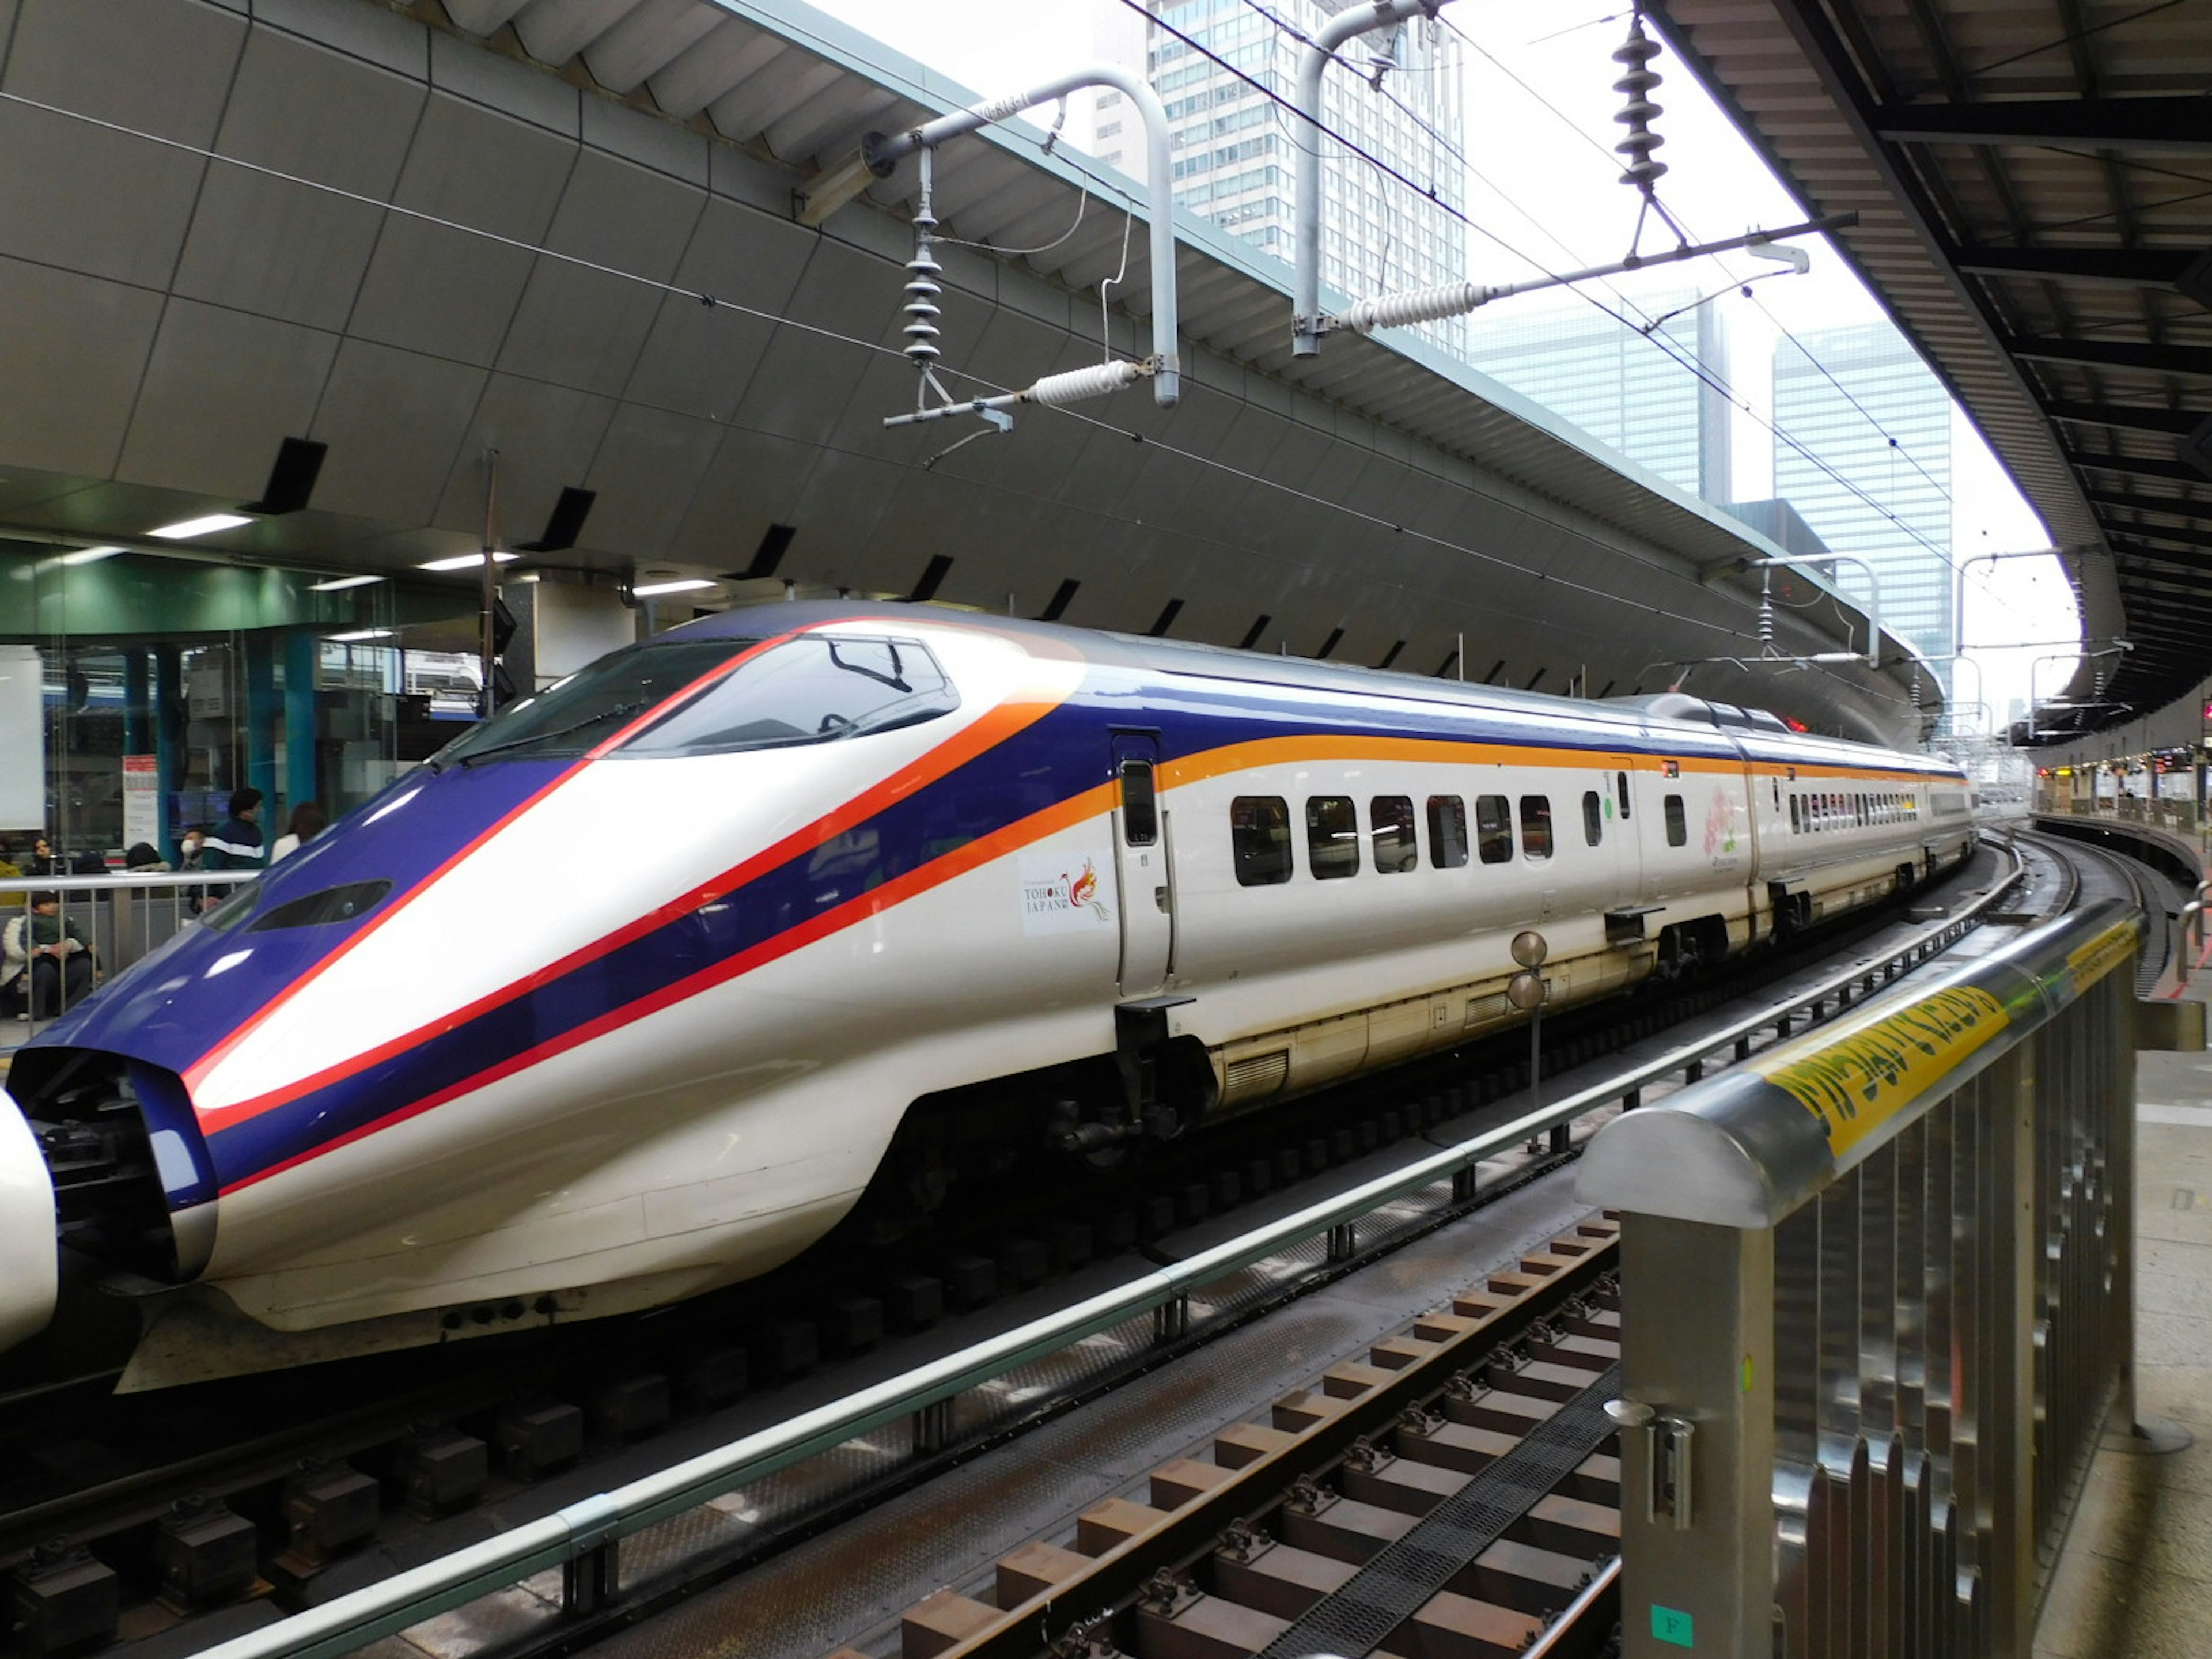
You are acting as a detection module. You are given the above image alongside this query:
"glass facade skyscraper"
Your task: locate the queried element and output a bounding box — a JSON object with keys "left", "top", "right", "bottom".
{"left": 1090, "top": 1, "right": 1469, "bottom": 357}
{"left": 1457, "top": 286, "right": 1734, "bottom": 503}
{"left": 1772, "top": 324, "right": 1953, "bottom": 690}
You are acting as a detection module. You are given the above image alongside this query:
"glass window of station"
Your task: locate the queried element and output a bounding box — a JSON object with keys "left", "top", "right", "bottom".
{"left": 0, "top": 543, "right": 512, "bottom": 870}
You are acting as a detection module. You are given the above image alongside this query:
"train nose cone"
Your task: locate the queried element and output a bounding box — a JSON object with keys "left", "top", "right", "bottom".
{"left": 0, "top": 1107, "right": 58, "bottom": 1349}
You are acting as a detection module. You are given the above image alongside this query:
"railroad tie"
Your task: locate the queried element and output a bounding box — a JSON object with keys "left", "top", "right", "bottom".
{"left": 1253, "top": 1363, "right": 1622, "bottom": 1659}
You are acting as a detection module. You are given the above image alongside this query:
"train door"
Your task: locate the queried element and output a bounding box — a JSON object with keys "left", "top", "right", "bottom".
{"left": 1601, "top": 760, "right": 1643, "bottom": 908}
{"left": 1111, "top": 732, "right": 1174, "bottom": 996}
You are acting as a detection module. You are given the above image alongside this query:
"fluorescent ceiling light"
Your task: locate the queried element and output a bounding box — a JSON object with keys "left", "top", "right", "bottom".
{"left": 58, "top": 546, "right": 124, "bottom": 565}
{"left": 308, "top": 573, "right": 386, "bottom": 592}
{"left": 417, "top": 551, "right": 518, "bottom": 573}
{"left": 327, "top": 628, "right": 394, "bottom": 643}
{"left": 631, "top": 578, "right": 717, "bottom": 597}
{"left": 149, "top": 513, "right": 253, "bottom": 540}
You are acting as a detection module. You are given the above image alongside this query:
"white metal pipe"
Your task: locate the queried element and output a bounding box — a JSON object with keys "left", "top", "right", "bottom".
{"left": 1293, "top": 0, "right": 1444, "bottom": 357}
{"left": 1719, "top": 552, "right": 1884, "bottom": 671}
{"left": 872, "top": 66, "right": 1180, "bottom": 405}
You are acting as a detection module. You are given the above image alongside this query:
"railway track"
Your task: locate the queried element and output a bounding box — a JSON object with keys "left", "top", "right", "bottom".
{"left": 823, "top": 1221, "right": 1625, "bottom": 1659}
{"left": 1, "top": 832, "right": 2137, "bottom": 1659}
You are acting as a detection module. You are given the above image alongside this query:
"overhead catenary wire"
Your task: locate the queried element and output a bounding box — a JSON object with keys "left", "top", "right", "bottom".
{"left": 1431, "top": 5, "right": 1956, "bottom": 512}
{"left": 4, "top": 66, "right": 1928, "bottom": 709}
{"left": 0, "top": 82, "right": 1822, "bottom": 669}
{"left": 1201, "top": 0, "right": 1965, "bottom": 566}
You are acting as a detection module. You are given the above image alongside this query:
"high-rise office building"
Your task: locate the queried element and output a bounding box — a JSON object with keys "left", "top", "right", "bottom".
{"left": 1772, "top": 324, "right": 1954, "bottom": 692}
{"left": 1089, "top": 1, "right": 1468, "bottom": 357}
{"left": 1456, "top": 285, "right": 1734, "bottom": 503}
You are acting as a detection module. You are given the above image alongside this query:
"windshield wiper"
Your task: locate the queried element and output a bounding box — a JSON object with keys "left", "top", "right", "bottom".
{"left": 456, "top": 699, "right": 649, "bottom": 766}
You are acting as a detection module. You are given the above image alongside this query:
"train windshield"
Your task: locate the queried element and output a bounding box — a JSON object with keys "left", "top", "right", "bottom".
{"left": 431, "top": 634, "right": 957, "bottom": 767}
{"left": 619, "top": 634, "right": 957, "bottom": 756}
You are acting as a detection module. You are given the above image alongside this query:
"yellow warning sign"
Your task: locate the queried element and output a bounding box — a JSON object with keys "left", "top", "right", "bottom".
{"left": 2065, "top": 921, "right": 2139, "bottom": 995}
{"left": 1749, "top": 986, "right": 2011, "bottom": 1159}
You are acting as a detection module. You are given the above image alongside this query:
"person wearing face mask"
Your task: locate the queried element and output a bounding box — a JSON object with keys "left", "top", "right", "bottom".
{"left": 177, "top": 824, "right": 210, "bottom": 915}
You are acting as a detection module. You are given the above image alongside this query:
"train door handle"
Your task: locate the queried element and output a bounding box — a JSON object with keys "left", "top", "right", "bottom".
{"left": 1154, "top": 885, "right": 1169, "bottom": 913}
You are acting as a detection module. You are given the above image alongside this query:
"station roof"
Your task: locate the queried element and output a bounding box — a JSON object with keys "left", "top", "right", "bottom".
{"left": 0, "top": 0, "right": 1952, "bottom": 742}
{"left": 1651, "top": 0, "right": 2212, "bottom": 740}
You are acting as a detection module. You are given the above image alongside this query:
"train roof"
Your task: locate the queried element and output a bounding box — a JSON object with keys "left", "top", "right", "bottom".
{"left": 662, "top": 601, "right": 1960, "bottom": 773}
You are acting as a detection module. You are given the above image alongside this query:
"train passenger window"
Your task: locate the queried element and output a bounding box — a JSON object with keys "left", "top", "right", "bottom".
{"left": 1231, "top": 796, "right": 1293, "bottom": 886}
{"left": 1120, "top": 758, "right": 1158, "bottom": 846}
{"left": 1790, "top": 796, "right": 1801, "bottom": 833}
{"left": 1475, "top": 795, "right": 1512, "bottom": 864}
{"left": 1616, "top": 770, "right": 1631, "bottom": 819}
{"left": 1370, "top": 796, "right": 1417, "bottom": 873}
{"left": 1582, "top": 791, "right": 1603, "bottom": 846}
{"left": 1664, "top": 794, "right": 1687, "bottom": 847}
{"left": 1427, "top": 796, "right": 1468, "bottom": 868}
{"left": 1306, "top": 796, "right": 1360, "bottom": 880}
{"left": 1520, "top": 796, "right": 1552, "bottom": 860}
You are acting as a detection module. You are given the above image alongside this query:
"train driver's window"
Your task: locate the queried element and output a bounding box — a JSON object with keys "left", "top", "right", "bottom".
{"left": 1427, "top": 796, "right": 1469, "bottom": 868}
{"left": 1615, "top": 770, "right": 1631, "bottom": 819}
{"left": 1520, "top": 796, "right": 1553, "bottom": 860}
{"left": 1306, "top": 796, "right": 1360, "bottom": 880}
{"left": 1230, "top": 796, "right": 1293, "bottom": 886}
{"left": 1582, "top": 790, "right": 1603, "bottom": 846}
{"left": 1664, "top": 794, "right": 1688, "bottom": 846}
{"left": 1371, "top": 796, "right": 1417, "bottom": 873}
{"left": 1120, "top": 758, "right": 1158, "bottom": 846}
{"left": 1475, "top": 794, "right": 1512, "bottom": 864}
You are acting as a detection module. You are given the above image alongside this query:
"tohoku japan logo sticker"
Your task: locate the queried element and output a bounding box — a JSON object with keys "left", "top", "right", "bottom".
{"left": 1021, "top": 851, "right": 1112, "bottom": 934}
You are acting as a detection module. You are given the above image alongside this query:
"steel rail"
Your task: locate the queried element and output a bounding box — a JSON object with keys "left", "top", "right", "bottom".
{"left": 187, "top": 843, "right": 2027, "bottom": 1659}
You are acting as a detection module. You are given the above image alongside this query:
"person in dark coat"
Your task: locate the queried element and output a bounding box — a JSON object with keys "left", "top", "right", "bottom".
{"left": 202, "top": 788, "right": 266, "bottom": 872}
{"left": 3, "top": 892, "right": 93, "bottom": 1020}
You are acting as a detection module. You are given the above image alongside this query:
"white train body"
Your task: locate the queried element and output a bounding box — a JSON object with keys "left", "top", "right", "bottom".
{"left": 2, "top": 605, "right": 1974, "bottom": 1378}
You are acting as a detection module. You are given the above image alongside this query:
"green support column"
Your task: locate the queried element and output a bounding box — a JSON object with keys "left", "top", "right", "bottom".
{"left": 122, "top": 650, "right": 149, "bottom": 756}
{"left": 284, "top": 631, "right": 319, "bottom": 820}
{"left": 245, "top": 632, "right": 278, "bottom": 830}
{"left": 154, "top": 647, "right": 184, "bottom": 862}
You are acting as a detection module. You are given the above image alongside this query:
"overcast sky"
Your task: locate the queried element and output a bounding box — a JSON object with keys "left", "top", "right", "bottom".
{"left": 830, "top": 0, "right": 2075, "bottom": 733}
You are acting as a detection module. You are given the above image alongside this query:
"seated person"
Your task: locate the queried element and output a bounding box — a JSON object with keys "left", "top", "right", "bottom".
{"left": 2, "top": 891, "right": 94, "bottom": 1021}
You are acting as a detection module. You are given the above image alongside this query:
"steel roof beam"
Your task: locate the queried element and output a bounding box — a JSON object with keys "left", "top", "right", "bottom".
{"left": 2044, "top": 400, "right": 2202, "bottom": 438}
{"left": 2065, "top": 449, "right": 2212, "bottom": 486}
{"left": 2010, "top": 335, "right": 2212, "bottom": 379}
{"left": 1953, "top": 247, "right": 2197, "bottom": 287}
{"left": 1876, "top": 96, "right": 2212, "bottom": 153}
{"left": 2086, "top": 487, "right": 2212, "bottom": 518}
{"left": 2104, "top": 518, "right": 2212, "bottom": 551}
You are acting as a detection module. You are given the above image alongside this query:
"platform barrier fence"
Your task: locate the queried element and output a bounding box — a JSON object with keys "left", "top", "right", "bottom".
{"left": 1581, "top": 899, "right": 2143, "bottom": 1657}
{"left": 0, "top": 871, "right": 257, "bottom": 1055}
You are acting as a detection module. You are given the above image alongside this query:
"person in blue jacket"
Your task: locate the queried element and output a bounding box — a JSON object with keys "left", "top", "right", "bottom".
{"left": 202, "top": 787, "right": 266, "bottom": 871}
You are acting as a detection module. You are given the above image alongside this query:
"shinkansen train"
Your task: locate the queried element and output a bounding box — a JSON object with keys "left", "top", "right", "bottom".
{"left": 0, "top": 604, "right": 1975, "bottom": 1385}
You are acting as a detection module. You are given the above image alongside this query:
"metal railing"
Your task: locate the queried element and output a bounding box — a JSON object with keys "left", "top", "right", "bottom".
{"left": 0, "top": 872, "right": 257, "bottom": 1054}
{"left": 2041, "top": 791, "right": 2204, "bottom": 836}
{"left": 1580, "top": 898, "right": 2144, "bottom": 1657}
